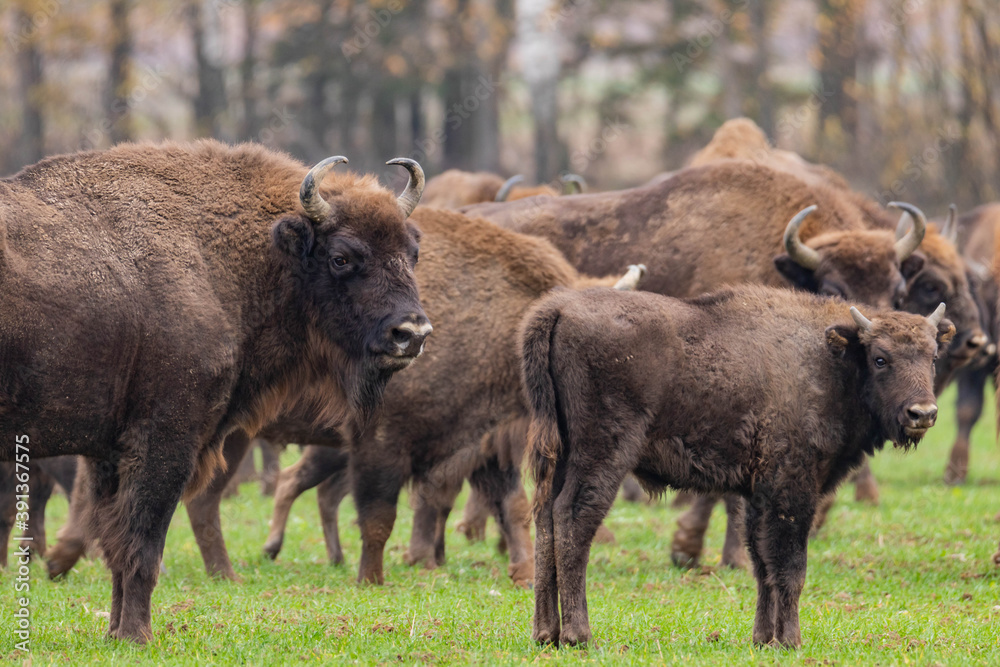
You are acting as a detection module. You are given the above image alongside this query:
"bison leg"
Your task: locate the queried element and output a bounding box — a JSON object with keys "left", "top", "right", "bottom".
{"left": 316, "top": 466, "right": 351, "bottom": 565}
{"left": 455, "top": 484, "right": 491, "bottom": 543}
{"left": 404, "top": 489, "right": 445, "bottom": 568}
{"left": 945, "top": 365, "right": 989, "bottom": 485}
{"left": 186, "top": 430, "right": 251, "bottom": 580}
{"left": 47, "top": 460, "right": 93, "bottom": 579}
{"left": 258, "top": 440, "right": 281, "bottom": 496}
{"left": 809, "top": 493, "right": 836, "bottom": 537}
{"left": 531, "top": 461, "right": 562, "bottom": 645}
{"left": 670, "top": 492, "right": 719, "bottom": 568}
{"left": 354, "top": 463, "right": 404, "bottom": 585}
{"left": 553, "top": 467, "right": 623, "bottom": 646}
{"left": 621, "top": 475, "right": 646, "bottom": 503}
{"left": 720, "top": 494, "right": 747, "bottom": 568}
{"left": 851, "top": 459, "right": 879, "bottom": 504}
{"left": 88, "top": 443, "right": 191, "bottom": 643}
{"left": 747, "top": 492, "right": 813, "bottom": 648}
{"left": 671, "top": 489, "right": 695, "bottom": 508}
{"left": 469, "top": 463, "right": 535, "bottom": 588}
{"left": 24, "top": 461, "right": 56, "bottom": 558}
{"left": 263, "top": 445, "right": 348, "bottom": 560}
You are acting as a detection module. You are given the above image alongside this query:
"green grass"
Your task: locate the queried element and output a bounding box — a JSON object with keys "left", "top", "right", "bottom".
{"left": 4, "top": 385, "right": 1000, "bottom": 665}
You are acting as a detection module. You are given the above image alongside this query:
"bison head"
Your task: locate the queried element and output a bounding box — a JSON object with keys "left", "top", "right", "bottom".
{"left": 894, "top": 206, "right": 988, "bottom": 388}
{"left": 774, "top": 203, "right": 926, "bottom": 310}
{"left": 271, "top": 156, "right": 431, "bottom": 394}
{"left": 825, "top": 303, "right": 955, "bottom": 448}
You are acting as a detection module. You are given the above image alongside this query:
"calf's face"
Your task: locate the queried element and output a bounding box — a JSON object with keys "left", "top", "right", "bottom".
{"left": 272, "top": 157, "right": 431, "bottom": 372}
{"left": 826, "top": 304, "right": 955, "bottom": 447}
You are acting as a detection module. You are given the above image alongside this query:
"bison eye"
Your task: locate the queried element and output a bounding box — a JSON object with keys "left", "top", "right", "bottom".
{"left": 874, "top": 357, "right": 887, "bottom": 368}
{"left": 332, "top": 256, "right": 349, "bottom": 268}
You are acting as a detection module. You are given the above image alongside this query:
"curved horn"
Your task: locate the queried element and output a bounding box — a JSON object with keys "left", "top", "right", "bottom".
{"left": 386, "top": 158, "right": 425, "bottom": 219}
{"left": 941, "top": 204, "right": 958, "bottom": 244}
{"left": 926, "top": 302, "right": 947, "bottom": 328}
{"left": 613, "top": 264, "right": 647, "bottom": 291}
{"left": 560, "top": 173, "right": 587, "bottom": 194}
{"left": 495, "top": 175, "right": 525, "bottom": 202}
{"left": 888, "top": 202, "right": 926, "bottom": 261}
{"left": 895, "top": 211, "right": 913, "bottom": 241}
{"left": 850, "top": 306, "right": 874, "bottom": 333}
{"left": 782, "top": 205, "right": 821, "bottom": 270}
{"left": 300, "top": 155, "right": 348, "bottom": 221}
{"left": 967, "top": 258, "right": 991, "bottom": 282}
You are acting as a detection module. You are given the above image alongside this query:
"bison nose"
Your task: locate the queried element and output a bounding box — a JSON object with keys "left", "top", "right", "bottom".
{"left": 906, "top": 403, "right": 938, "bottom": 427}
{"left": 389, "top": 316, "right": 432, "bottom": 357}
{"left": 967, "top": 330, "right": 988, "bottom": 353}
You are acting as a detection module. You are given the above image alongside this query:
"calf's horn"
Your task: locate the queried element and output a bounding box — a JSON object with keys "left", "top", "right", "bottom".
{"left": 888, "top": 202, "right": 926, "bottom": 261}
{"left": 386, "top": 158, "right": 425, "bottom": 219}
{"left": 560, "top": 173, "right": 587, "bottom": 194}
{"left": 300, "top": 155, "right": 348, "bottom": 221}
{"left": 850, "top": 306, "right": 874, "bottom": 333}
{"left": 783, "top": 205, "right": 821, "bottom": 270}
{"left": 926, "top": 302, "right": 947, "bottom": 327}
{"left": 495, "top": 175, "right": 525, "bottom": 201}
{"left": 613, "top": 264, "right": 647, "bottom": 291}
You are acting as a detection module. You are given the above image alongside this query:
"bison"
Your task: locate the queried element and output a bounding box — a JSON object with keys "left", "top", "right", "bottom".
{"left": 522, "top": 284, "right": 953, "bottom": 647}
{"left": 0, "top": 456, "right": 77, "bottom": 566}
{"left": 0, "top": 140, "right": 430, "bottom": 642}
{"left": 422, "top": 170, "right": 585, "bottom": 209}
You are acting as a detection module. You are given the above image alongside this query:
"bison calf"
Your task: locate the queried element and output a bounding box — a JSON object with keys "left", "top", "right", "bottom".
{"left": 523, "top": 285, "right": 952, "bottom": 648}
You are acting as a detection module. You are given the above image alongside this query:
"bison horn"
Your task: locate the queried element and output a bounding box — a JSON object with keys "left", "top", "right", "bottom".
{"left": 386, "top": 158, "right": 425, "bottom": 219}
{"left": 926, "top": 302, "right": 947, "bottom": 327}
{"left": 560, "top": 173, "right": 587, "bottom": 194}
{"left": 495, "top": 175, "right": 525, "bottom": 202}
{"left": 300, "top": 155, "right": 348, "bottom": 221}
{"left": 783, "top": 205, "right": 821, "bottom": 270}
{"left": 941, "top": 204, "right": 958, "bottom": 244}
{"left": 613, "top": 264, "right": 647, "bottom": 291}
{"left": 967, "top": 258, "right": 991, "bottom": 282}
{"left": 888, "top": 202, "right": 926, "bottom": 261}
{"left": 850, "top": 306, "right": 874, "bottom": 333}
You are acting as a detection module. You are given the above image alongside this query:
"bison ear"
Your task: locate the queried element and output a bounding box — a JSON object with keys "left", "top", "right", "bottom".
{"left": 774, "top": 254, "right": 819, "bottom": 292}
{"left": 936, "top": 318, "right": 956, "bottom": 347}
{"left": 825, "top": 324, "right": 857, "bottom": 358}
{"left": 900, "top": 252, "right": 925, "bottom": 280}
{"left": 272, "top": 215, "right": 315, "bottom": 261}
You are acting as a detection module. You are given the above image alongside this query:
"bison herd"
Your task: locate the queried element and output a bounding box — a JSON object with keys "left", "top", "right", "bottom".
{"left": 2, "top": 118, "right": 999, "bottom": 649}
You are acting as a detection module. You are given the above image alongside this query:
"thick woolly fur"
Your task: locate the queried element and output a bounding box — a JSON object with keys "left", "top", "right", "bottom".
{"left": 422, "top": 169, "right": 559, "bottom": 209}
{"left": 0, "top": 139, "right": 426, "bottom": 642}
{"left": 522, "top": 284, "right": 953, "bottom": 648}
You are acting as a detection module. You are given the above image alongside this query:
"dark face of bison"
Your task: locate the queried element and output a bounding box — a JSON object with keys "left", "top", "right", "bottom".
{"left": 826, "top": 304, "right": 955, "bottom": 447}
{"left": 272, "top": 157, "right": 431, "bottom": 379}
{"left": 774, "top": 203, "right": 925, "bottom": 310}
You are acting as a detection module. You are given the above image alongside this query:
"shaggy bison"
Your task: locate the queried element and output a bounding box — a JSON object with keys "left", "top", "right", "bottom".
{"left": 422, "top": 169, "right": 584, "bottom": 209}
{"left": 523, "top": 285, "right": 952, "bottom": 647}
{"left": 0, "top": 141, "right": 429, "bottom": 641}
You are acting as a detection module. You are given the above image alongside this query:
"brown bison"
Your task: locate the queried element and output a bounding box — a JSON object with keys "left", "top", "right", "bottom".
{"left": 0, "top": 457, "right": 77, "bottom": 566}
{"left": 0, "top": 140, "right": 430, "bottom": 642}
{"left": 44, "top": 209, "right": 643, "bottom": 588}
{"left": 522, "top": 284, "right": 953, "bottom": 647}
{"left": 422, "top": 170, "right": 584, "bottom": 209}
{"left": 944, "top": 203, "right": 1000, "bottom": 485}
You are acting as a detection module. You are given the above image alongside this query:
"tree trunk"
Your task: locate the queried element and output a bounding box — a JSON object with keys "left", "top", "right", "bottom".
{"left": 187, "top": 0, "right": 227, "bottom": 138}
{"left": 240, "top": 0, "right": 261, "bottom": 141}
{"left": 105, "top": 0, "right": 133, "bottom": 144}
{"left": 16, "top": 7, "right": 45, "bottom": 166}
{"left": 518, "top": 0, "right": 562, "bottom": 181}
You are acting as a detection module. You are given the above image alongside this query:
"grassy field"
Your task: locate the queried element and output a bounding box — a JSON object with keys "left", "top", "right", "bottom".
{"left": 3, "top": 385, "right": 1000, "bottom": 665}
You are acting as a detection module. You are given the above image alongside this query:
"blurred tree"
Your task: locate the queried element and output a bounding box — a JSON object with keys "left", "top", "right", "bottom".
{"left": 239, "top": 0, "right": 261, "bottom": 141}
{"left": 105, "top": 0, "right": 133, "bottom": 144}
{"left": 815, "top": 0, "right": 866, "bottom": 165}
{"left": 187, "top": 0, "right": 227, "bottom": 138}
{"left": 517, "top": 0, "right": 562, "bottom": 181}
{"left": 13, "top": 2, "right": 46, "bottom": 165}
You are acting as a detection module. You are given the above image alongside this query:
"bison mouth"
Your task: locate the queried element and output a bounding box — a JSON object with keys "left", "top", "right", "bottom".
{"left": 374, "top": 351, "right": 420, "bottom": 371}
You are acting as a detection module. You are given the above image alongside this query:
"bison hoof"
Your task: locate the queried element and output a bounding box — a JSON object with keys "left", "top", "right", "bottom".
{"left": 943, "top": 465, "right": 967, "bottom": 486}
{"left": 532, "top": 627, "right": 560, "bottom": 645}
{"left": 670, "top": 550, "right": 699, "bottom": 569}
{"left": 992, "top": 550, "right": 1000, "bottom": 567}
{"left": 262, "top": 539, "right": 282, "bottom": 560}
{"left": 559, "top": 628, "right": 592, "bottom": 647}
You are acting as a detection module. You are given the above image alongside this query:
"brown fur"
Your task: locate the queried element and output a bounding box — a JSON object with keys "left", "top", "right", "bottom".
{"left": 0, "top": 140, "right": 428, "bottom": 642}
{"left": 522, "top": 284, "right": 952, "bottom": 647}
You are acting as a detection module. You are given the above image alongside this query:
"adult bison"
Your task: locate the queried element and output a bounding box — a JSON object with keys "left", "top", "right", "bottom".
{"left": 943, "top": 203, "right": 1000, "bottom": 484}
{"left": 422, "top": 170, "right": 584, "bottom": 209}
{"left": 44, "top": 208, "right": 644, "bottom": 588}
{"left": 0, "top": 140, "right": 430, "bottom": 642}
{"left": 523, "top": 285, "right": 952, "bottom": 647}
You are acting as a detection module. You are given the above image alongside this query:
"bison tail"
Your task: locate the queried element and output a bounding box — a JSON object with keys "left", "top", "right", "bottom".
{"left": 520, "top": 299, "right": 566, "bottom": 516}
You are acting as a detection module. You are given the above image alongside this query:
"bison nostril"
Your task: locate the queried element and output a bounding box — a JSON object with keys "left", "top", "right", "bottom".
{"left": 906, "top": 404, "right": 937, "bottom": 423}
{"left": 967, "top": 332, "right": 988, "bottom": 350}
{"left": 392, "top": 328, "right": 413, "bottom": 346}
